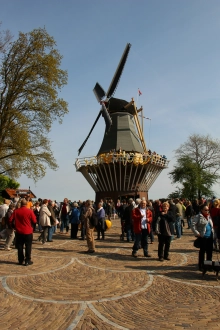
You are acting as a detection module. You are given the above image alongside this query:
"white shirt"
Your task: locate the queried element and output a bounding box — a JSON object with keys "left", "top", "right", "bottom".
{"left": 140, "top": 208, "right": 147, "bottom": 229}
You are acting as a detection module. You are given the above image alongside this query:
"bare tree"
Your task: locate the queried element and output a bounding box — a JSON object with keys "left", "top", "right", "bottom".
{"left": 0, "top": 23, "right": 12, "bottom": 53}
{"left": 170, "top": 134, "right": 220, "bottom": 199}
{"left": 175, "top": 134, "right": 220, "bottom": 175}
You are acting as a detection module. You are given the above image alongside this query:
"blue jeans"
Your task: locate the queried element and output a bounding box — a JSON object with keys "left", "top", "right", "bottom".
{"left": 149, "top": 229, "right": 154, "bottom": 243}
{"left": 133, "top": 229, "right": 149, "bottom": 255}
{"left": 187, "top": 217, "right": 192, "bottom": 228}
{"left": 175, "top": 217, "right": 182, "bottom": 238}
{"left": 48, "top": 226, "right": 55, "bottom": 241}
{"left": 126, "top": 224, "right": 134, "bottom": 242}
{"left": 60, "top": 215, "right": 69, "bottom": 233}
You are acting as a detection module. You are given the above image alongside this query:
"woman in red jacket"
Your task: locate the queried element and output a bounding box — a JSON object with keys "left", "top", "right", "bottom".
{"left": 132, "top": 199, "right": 152, "bottom": 258}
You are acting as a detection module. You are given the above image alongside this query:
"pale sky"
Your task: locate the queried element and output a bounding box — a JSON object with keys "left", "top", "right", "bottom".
{"left": 1, "top": 0, "right": 220, "bottom": 201}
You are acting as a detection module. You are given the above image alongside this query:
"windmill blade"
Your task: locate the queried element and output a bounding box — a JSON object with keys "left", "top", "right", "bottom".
{"left": 93, "top": 83, "right": 106, "bottom": 102}
{"left": 106, "top": 43, "right": 131, "bottom": 99}
{"left": 101, "top": 102, "right": 112, "bottom": 133}
{"left": 78, "top": 111, "right": 102, "bottom": 155}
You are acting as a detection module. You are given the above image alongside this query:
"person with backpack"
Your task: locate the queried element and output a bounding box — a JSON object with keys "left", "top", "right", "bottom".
{"left": 81, "top": 199, "right": 96, "bottom": 253}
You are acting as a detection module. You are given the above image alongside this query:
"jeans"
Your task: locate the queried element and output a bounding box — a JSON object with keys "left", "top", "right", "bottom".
{"left": 133, "top": 229, "right": 149, "bottom": 256}
{"left": 149, "top": 229, "right": 154, "bottom": 243}
{"left": 60, "top": 214, "right": 69, "bottom": 233}
{"left": 126, "top": 224, "right": 134, "bottom": 242}
{"left": 187, "top": 217, "right": 192, "bottom": 229}
{"left": 48, "top": 226, "right": 55, "bottom": 241}
{"left": 175, "top": 217, "right": 182, "bottom": 238}
{"left": 16, "top": 233, "right": 33, "bottom": 263}
{"left": 97, "top": 218, "right": 105, "bottom": 239}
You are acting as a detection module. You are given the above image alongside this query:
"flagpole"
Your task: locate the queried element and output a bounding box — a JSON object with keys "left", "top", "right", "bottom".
{"left": 141, "top": 107, "right": 144, "bottom": 136}
{"left": 138, "top": 114, "right": 151, "bottom": 150}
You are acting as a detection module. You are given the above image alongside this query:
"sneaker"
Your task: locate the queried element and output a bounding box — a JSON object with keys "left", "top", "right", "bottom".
{"left": 159, "top": 257, "right": 164, "bottom": 262}
{"left": 144, "top": 253, "right": 151, "bottom": 258}
{"left": 164, "top": 257, "right": 171, "bottom": 261}
{"left": 132, "top": 251, "right": 138, "bottom": 258}
{"left": 86, "top": 250, "right": 95, "bottom": 254}
{"left": 25, "top": 260, "right": 33, "bottom": 266}
{"left": 4, "top": 247, "right": 12, "bottom": 251}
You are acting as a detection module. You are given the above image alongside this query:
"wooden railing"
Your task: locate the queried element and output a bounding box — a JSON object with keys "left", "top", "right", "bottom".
{"left": 75, "top": 152, "right": 169, "bottom": 170}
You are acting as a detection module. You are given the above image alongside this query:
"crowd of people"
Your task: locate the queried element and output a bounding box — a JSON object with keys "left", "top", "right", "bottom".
{"left": 83, "top": 149, "right": 168, "bottom": 167}
{"left": 0, "top": 195, "right": 219, "bottom": 271}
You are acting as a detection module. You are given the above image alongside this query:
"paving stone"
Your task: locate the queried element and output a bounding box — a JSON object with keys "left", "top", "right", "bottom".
{"left": 0, "top": 218, "right": 220, "bottom": 329}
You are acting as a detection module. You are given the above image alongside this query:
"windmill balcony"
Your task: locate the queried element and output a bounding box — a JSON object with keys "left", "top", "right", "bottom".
{"left": 75, "top": 152, "right": 169, "bottom": 169}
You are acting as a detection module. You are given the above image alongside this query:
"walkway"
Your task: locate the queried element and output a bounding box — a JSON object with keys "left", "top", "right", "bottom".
{"left": 0, "top": 219, "right": 220, "bottom": 329}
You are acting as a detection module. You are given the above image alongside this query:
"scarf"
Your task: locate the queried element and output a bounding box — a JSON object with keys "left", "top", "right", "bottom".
{"left": 61, "top": 203, "right": 67, "bottom": 215}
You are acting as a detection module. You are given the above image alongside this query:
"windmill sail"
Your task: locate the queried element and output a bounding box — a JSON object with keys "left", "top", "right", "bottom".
{"left": 93, "top": 83, "right": 106, "bottom": 103}
{"left": 101, "top": 103, "right": 112, "bottom": 133}
{"left": 106, "top": 43, "right": 131, "bottom": 98}
{"left": 78, "top": 111, "right": 102, "bottom": 155}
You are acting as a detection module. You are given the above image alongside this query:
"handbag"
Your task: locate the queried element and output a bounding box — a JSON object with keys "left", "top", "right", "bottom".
{"left": 193, "top": 237, "right": 201, "bottom": 249}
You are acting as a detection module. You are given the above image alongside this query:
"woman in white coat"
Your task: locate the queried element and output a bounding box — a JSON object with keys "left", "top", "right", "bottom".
{"left": 38, "top": 199, "right": 51, "bottom": 244}
{"left": 191, "top": 204, "right": 213, "bottom": 271}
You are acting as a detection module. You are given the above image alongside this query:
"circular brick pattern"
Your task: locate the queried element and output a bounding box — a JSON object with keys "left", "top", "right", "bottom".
{"left": 0, "top": 219, "right": 220, "bottom": 330}
{"left": 4, "top": 260, "right": 152, "bottom": 302}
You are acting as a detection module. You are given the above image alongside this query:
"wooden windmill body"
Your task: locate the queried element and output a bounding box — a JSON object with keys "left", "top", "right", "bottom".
{"left": 75, "top": 44, "right": 169, "bottom": 203}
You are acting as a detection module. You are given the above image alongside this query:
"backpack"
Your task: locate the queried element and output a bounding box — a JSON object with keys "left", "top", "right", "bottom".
{"left": 89, "top": 209, "right": 98, "bottom": 227}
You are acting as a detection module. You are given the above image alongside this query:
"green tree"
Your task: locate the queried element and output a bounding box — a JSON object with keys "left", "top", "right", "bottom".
{"left": 0, "top": 27, "right": 68, "bottom": 180}
{"left": 0, "top": 174, "right": 19, "bottom": 190}
{"left": 167, "top": 187, "right": 182, "bottom": 200}
{"left": 169, "top": 134, "right": 220, "bottom": 199}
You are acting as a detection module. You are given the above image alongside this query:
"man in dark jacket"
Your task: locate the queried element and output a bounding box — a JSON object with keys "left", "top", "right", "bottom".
{"left": 123, "top": 198, "right": 135, "bottom": 242}
{"left": 119, "top": 200, "right": 127, "bottom": 239}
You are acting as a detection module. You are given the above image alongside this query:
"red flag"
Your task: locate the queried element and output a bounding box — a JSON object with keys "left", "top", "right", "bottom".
{"left": 138, "top": 88, "right": 142, "bottom": 96}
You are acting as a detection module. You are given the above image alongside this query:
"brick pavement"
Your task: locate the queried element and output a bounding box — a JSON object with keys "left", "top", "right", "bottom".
{"left": 0, "top": 219, "right": 220, "bottom": 329}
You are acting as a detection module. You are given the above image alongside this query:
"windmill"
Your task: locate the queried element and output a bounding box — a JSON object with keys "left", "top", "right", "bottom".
{"left": 75, "top": 43, "right": 169, "bottom": 203}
